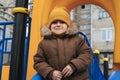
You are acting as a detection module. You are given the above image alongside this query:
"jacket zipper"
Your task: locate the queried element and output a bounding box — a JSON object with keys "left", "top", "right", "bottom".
{"left": 57, "top": 38, "right": 60, "bottom": 70}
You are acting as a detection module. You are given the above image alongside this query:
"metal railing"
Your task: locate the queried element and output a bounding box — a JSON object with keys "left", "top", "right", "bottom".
{"left": 0, "top": 17, "right": 31, "bottom": 80}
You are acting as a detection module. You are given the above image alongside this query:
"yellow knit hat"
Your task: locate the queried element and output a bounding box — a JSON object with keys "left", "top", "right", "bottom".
{"left": 48, "top": 7, "right": 71, "bottom": 27}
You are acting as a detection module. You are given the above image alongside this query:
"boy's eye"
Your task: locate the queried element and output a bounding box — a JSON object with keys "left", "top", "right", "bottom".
{"left": 52, "top": 20, "right": 65, "bottom": 24}
{"left": 60, "top": 21, "right": 65, "bottom": 23}
{"left": 52, "top": 21, "right": 58, "bottom": 24}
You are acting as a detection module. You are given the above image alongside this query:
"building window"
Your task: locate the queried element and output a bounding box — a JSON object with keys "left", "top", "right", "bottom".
{"left": 80, "top": 24, "right": 91, "bottom": 30}
{"left": 99, "top": 9, "right": 110, "bottom": 19}
{"left": 81, "top": 5, "right": 91, "bottom": 9}
{"left": 80, "top": 14, "right": 91, "bottom": 19}
{"left": 81, "top": 5, "right": 85, "bottom": 9}
{"left": 101, "top": 29, "right": 114, "bottom": 41}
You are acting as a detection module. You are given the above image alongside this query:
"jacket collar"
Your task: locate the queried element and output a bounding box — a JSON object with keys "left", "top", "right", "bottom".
{"left": 41, "top": 22, "right": 78, "bottom": 37}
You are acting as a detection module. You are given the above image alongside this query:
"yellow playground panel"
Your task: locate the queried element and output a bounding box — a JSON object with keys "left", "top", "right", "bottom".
{"left": 25, "top": 0, "right": 120, "bottom": 79}
{"left": 3, "top": 0, "right": 120, "bottom": 80}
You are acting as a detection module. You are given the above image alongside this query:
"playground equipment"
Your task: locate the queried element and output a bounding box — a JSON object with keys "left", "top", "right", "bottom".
{"left": 28, "top": 0, "right": 120, "bottom": 80}
{"left": 0, "top": 18, "right": 31, "bottom": 80}
{"left": 1, "top": 0, "right": 120, "bottom": 80}
{"left": 109, "top": 70, "right": 120, "bottom": 80}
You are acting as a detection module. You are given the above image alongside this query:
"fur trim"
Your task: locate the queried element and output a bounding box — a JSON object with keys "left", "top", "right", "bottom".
{"left": 66, "top": 23, "right": 78, "bottom": 35}
{"left": 41, "top": 25, "right": 52, "bottom": 37}
{"left": 41, "top": 23, "right": 78, "bottom": 37}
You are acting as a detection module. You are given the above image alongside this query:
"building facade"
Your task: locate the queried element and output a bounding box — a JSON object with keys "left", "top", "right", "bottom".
{"left": 71, "top": 5, "right": 114, "bottom": 73}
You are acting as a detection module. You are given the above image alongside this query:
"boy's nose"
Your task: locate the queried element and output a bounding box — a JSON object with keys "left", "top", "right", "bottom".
{"left": 56, "top": 22, "right": 61, "bottom": 25}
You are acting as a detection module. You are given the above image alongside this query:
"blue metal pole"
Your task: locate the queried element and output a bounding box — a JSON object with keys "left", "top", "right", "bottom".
{"left": 0, "top": 24, "right": 6, "bottom": 80}
{"left": 23, "top": 17, "right": 31, "bottom": 80}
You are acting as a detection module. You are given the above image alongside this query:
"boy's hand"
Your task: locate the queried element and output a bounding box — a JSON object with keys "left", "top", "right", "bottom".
{"left": 52, "top": 70, "right": 62, "bottom": 80}
{"left": 62, "top": 65, "right": 73, "bottom": 77}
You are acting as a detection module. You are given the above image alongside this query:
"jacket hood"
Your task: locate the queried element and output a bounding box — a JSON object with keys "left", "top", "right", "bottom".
{"left": 41, "top": 22, "right": 79, "bottom": 37}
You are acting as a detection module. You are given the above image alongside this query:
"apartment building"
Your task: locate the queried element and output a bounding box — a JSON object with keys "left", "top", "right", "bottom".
{"left": 71, "top": 5, "right": 114, "bottom": 71}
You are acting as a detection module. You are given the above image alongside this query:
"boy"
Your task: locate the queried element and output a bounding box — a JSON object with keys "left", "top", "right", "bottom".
{"left": 34, "top": 7, "right": 92, "bottom": 80}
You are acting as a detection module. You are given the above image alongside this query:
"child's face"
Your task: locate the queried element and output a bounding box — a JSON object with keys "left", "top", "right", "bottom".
{"left": 50, "top": 20, "right": 68, "bottom": 35}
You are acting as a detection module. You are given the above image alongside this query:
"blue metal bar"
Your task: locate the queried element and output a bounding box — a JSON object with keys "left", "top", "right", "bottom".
{"left": 0, "top": 21, "right": 14, "bottom": 25}
{"left": 0, "top": 38, "right": 12, "bottom": 54}
{"left": 0, "top": 24, "right": 6, "bottom": 79}
{"left": 5, "top": 40, "right": 8, "bottom": 52}
{"left": 0, "top": 40, "right": 2, "bottom": 45}
{"left": 4, "top": 38, "right": 12, "bottom": 40}
{"left": 2, "top": 51, "right": 11, "bottom": 53}
{"left": 0, "top": 20, "right": 30, "bottom": 25}
{"left": 23, "top": 17, "right": 31, "bottom": 80}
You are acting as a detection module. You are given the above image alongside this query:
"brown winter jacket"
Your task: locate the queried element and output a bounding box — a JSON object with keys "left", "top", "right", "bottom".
{"left": 33, "top": 23, "right": 93, "bottom": 80}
